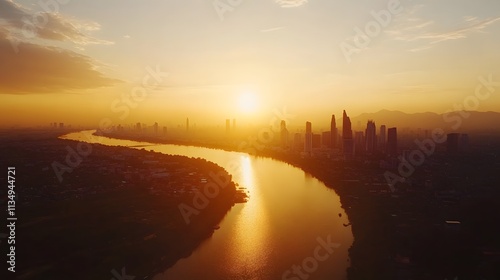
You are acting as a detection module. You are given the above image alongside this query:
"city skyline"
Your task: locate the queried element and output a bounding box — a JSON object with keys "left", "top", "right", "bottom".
{"left": 2, "top": 1, "right": 500, "bottom": 279}
{"left": 1, "top": 0, "right": 500, "bottom": 127}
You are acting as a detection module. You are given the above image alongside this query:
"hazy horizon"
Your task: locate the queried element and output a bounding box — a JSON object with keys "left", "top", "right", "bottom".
{"left": 2, "top": 2, "right": 500, "bottom": 278}
{"left": 1, "top": 0, "right": 500, "bottom": 127}
{"left": 2, "top": 109, "right": 500, "bottom": 134}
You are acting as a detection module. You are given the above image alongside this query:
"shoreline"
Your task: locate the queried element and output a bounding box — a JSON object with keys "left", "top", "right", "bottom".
{"left": 98, "top": 130, "right": 500, "bottom": 279}
{"left": 95, "top": 131, "right": 385, "bottom": 279}
{"left": 2, "top": 129, "right": 246, "bottom": 279}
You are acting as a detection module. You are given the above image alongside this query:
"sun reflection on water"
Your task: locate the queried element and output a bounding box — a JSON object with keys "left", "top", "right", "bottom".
{"left": 223, "top": 155, "right": 271, "bottom": 278}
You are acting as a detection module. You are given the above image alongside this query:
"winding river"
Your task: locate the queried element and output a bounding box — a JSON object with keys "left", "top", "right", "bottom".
{"left": 62, "top": 131, "right": 353, "bottom": 280}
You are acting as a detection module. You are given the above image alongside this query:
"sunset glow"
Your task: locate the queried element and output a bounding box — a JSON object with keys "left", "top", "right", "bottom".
{"left": 1, "top": 0, "right": 499, "bottom": 128}
{"left": 2, "top": 1, "right": 500, "bottom": 279}
{"left": 237, "top": 90, "right": 259, "bottom": 114}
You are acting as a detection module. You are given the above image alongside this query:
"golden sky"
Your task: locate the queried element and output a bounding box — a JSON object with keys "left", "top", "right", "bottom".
{"left": 1, "top": 0, "right": 500, "bottom": 128}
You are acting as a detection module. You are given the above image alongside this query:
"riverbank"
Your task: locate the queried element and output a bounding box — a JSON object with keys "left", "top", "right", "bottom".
{"left": 101, "top": 130, "right": 500, "bottom": 280}
{"left": 97, "top": 131, "right": 390, "bottom": 279}
{"left": 0, "top": 129, "right": 246, "bottom": 279}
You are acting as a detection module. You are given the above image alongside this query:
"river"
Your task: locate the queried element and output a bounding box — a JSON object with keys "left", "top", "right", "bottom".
{"left": 62, "top": 131, "right": 353, "bottom": 280}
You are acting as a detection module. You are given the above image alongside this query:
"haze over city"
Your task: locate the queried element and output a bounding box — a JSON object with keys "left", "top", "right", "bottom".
{"left": 1, "top": 1, "right": 500, "bottom": 280}
{"left": 1, "top": 0, "right": 500, "bottom": 127}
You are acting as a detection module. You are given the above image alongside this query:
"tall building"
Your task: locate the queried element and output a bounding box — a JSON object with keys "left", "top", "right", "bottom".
{"left": 154, "top": 122, "right": 158, "bottom": 135}
{"left": 379, "top": 125, "right": 386, "bottom": 151}
{"left": 322, "top": 131, "right": 331, "bottom": 148}
{"left": 294, "top": 133, "right": 302, "bottom": 151}
{"left": 186, "top": 118, "right": 189, "bottom": 132}
{"left": 233, "top": 119, "right": 236, "bottom": 131}
{"left": 226, "top": 119, "right": 231, "bottom": 134}
{"left": 365, "top": 120, "right": 377, "bottom": 154}
{"left": 387, "top": 127, "right": 398, "bottom": 156}
{"left": 312, "top": 134, "right": 321, "bottom": 148}
{"left": 280, "top": 120, "right": 289, "bottom": 148}
{"left": 304, "top": 121, "right": 312, "bottom": 154}
{"left": 354, "top": 131, "right": 365, "bottom": 156}
{"left": 342, "top": 110, "right": 354, "bottom": 159}
{"left": 330, "top": 114, "right": 337, "bottom": 149}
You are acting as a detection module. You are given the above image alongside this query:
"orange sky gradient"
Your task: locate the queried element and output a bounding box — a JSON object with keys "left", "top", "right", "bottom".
{"left": 1, "top": 0, "right": 500, "bottom": 128}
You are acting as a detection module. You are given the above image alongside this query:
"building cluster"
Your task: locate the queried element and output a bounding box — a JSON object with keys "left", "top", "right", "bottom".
{"left": 50, "top": 122, "right": 65, "bottom": 129}
{"left": 18, "top": 143, "right": 217, "bottom": 205}
{"left": 276, "top": 110, "right": 469, "bottom": 159}
{"left": 100, "top": 111, "right": 469, "bottom": 160}
{"left": 280, "top": 110, "right": 398, "bottom": 159}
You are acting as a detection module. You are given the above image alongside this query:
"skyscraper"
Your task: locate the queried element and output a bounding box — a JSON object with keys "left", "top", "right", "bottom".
{"left": 186, "top": 118, "right": 189, "bottom": 132}
{"left": 354, "top": 131, "right": 365, "bottom": 156}
{"left": 365, "top": 120, "right": 377, "bottom": 154}
{"left": 387, "top": 127, "right": 398, "bottom": 156}
{"left": 226, "top": 119, "right": 230, "bottom": 134}
{"left": 312, "top": 134, "right": 321, "bottom": 148}
{"left": 379, "top": 125, "right": 386, "bottom": 151}
{"left": 342, "top": 110, "right": 354, "bottom": 159}
{"left": 304, "top": 121, "right": 312, "bottom": 154}
{"left": 280, "top": 120, "right": 289, "bottom": 148}
{"left": 330, "top": 114, "right": 337, "bottom": 149}
{"left": 322, "top": 131, "right": 331, "bottom": 148}
{"left": 294, "top": 133, "right": 302, "bottom": 151}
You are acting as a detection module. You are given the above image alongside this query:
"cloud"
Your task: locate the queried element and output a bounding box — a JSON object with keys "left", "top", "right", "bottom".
{"left": 261, "top": 26, "right": 285, "bottom": 33}
{"left": 425, "top": 17, "right": 500, "bottom": 44}
{"left": 0, "top": 29, "right": 119, "bottom": 94}
{"left": 0, "top": 0, "right": 112, "bottom": 45}
{"left": 274, "top": 0, "right": 308, "bottom": 8}
{"left": 464, "top": 16, "right": 477, "bottom": 22}
{"left": 386, "top": 6, "right": 500, "bottom": 52}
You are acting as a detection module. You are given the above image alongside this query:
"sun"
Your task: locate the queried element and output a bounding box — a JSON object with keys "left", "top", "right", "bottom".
{"left": 237, "top": 91, "right": 259, "bottom": 113}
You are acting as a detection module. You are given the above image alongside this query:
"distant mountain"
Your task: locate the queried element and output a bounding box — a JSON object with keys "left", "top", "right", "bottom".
{"left": 346, "top": 110, "right": 500, "bottom": 133}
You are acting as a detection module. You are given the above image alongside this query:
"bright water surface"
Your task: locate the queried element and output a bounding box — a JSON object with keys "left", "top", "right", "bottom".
{"left": 63, "top": 131, "right": 353, "bottom": 280}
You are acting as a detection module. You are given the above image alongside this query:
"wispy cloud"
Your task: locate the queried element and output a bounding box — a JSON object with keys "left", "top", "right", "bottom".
{"left": 0, "top": 0, "right": 112, "bottom": 45}
{"left": 261, "top": 26, "right": 285, "bottom": 33}
{"left": 464, "top": 16, "right": 478, "bottom": 22}
{"left": 274, "top": 0, "right": 308, "bottom": 8}
{"left": 408, "top": 45, "right": 433, "bottom": 52}
{"left": 386, "top": 5, "right": 500, "bottom": 52}
{"left": 423, "top": 17, "right": 500, "bottom": 44}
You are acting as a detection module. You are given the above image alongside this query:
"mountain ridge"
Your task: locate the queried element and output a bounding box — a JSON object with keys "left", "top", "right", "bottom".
{"left": 340, "top": 110, "right": 500, "bottom": 133}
